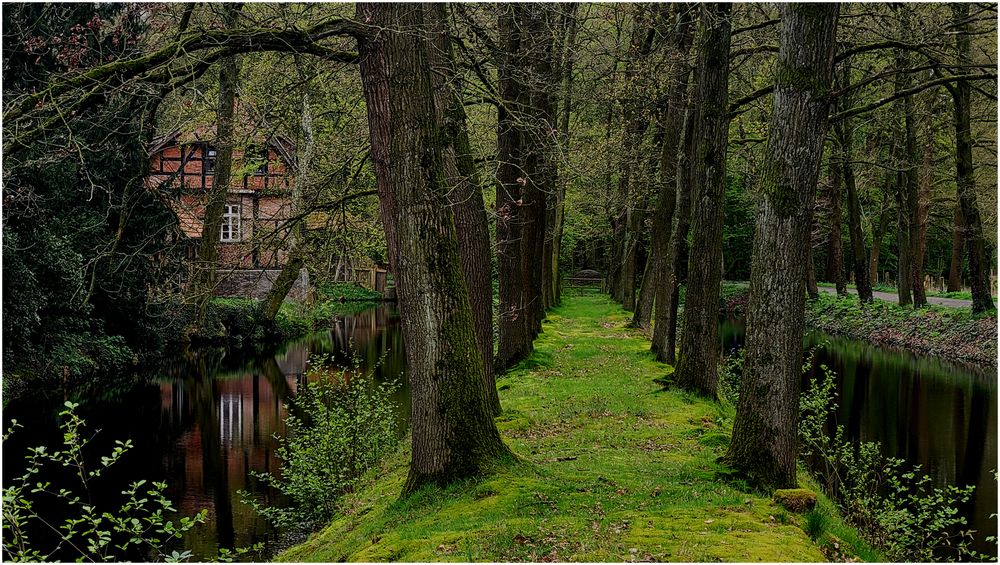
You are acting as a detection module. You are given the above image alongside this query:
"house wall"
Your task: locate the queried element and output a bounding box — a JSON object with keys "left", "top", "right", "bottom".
{"left": 148, "top": 142, "right": 295, "bottom": 270}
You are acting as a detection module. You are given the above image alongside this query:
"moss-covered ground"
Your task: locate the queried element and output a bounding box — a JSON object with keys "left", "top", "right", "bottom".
{"left": 279, "top": 291, "right": 877, "bottom": 562}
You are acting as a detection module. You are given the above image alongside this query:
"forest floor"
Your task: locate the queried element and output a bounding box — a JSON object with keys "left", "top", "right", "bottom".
{"left": 279, "top": 292, "right": 876, "bottom": 563}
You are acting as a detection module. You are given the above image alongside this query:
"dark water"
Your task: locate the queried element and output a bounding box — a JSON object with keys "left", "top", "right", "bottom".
{"left": 720, "top": 319, "right": 998, "bottom": 556}
{"left": 4, "top": 306, "right": 996, "bottom": 559}
{"left": 2, "top": 305, "right": 406, "bottom": 562}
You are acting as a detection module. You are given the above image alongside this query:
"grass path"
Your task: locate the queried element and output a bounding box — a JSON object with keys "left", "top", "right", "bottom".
{"left": 279, "top": 292, "right": 870, "bottom": 562}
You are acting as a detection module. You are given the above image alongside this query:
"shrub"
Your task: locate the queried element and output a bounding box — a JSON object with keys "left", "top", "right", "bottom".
{"left": 717, "top": 346, "right": 744, "bottom": 406}
{"left": 1, "top": 402, "right": 207, "bottom": 562}
{"left": 799, "top": 362, "right": 980, "bottom": 561}
{"left": 243, "top": 353, "right": 401, "bottom": 530}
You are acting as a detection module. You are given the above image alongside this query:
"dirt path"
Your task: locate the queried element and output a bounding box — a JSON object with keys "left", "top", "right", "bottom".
{"left": 817, "top": 285, "right": 974, "bottom": 309}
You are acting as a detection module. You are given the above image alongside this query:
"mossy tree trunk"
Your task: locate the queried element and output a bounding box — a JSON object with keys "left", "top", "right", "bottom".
{"left": 725, "top": 3, "right": 839, "bottom": 489}
{"left": 673, "top": 3, "right": 732, "bottom": 396}
{"left": 356, "top": 3, "right": 512, "bottom": 493}
{"left": 426, "top": 3, "right": 500, "bottom": 416}
{"left": 948, "top": 3, "right": 994, "bottom": 314}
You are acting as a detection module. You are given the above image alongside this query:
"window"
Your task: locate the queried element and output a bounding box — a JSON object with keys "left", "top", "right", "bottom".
{"left": 205, "top": 147, "right": 217, "bottom": 174}
{"left": 220, "top": 204, "right": 240, "bottom": 242}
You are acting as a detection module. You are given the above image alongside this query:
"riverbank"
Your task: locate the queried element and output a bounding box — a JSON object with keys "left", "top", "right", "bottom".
{"left": 199, "top": 282, "right": 384, "bottom": 350}
{"left": 721, "top": 284, "right": 996, "bottom": 367}
{"left": 279, "top": 292, "right": 876, "bottom": 562}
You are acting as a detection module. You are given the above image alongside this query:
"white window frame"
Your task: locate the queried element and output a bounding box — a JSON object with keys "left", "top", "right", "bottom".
{"left": 220, "top": 204, "right": 241, "bottom": 242}
{"left": 205, "top": 147, "right": 217, "bottom": 174}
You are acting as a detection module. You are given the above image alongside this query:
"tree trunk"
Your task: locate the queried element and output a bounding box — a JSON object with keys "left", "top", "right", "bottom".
{"left": 263, "top": 62, "right": 314, "bottom": 322}
{"left": 949, "top": 3, "right": 994, "bottom": 314}
{"left": 632, "top": 106, "right": 670, "bottom": 329}
{"left": 643, "top": 4, "right": 696, "bottom": 336}
{"left": 870, "top": 205, "right": 891, "bottom": 285}
{"left": 653, "top": 100, "right": 695, "bottom": 364}
{"left": 895, "top": 7, "right": 926, "bottom": 307}
{"left": 947, "top": 204, "right": 965, "bottom": 292}
{"left": 617, "top": 9, "right": 658, "bottom": 311}
{"left": 551, "top": 4, "right": 578, "bottom": 306}
{"left": 824, "top": 150, "right": 846, "bottom": 295}
{"left": 521, "top": 4, "right": 556, "bottom": 333}
{"left": 673, "top": 3, "right": 732, "bottom": 396}
{"left": 496, "top": 6, "right": 533, "bottom": 370}
{"left": 915, "top": 108, "right": 933, "bottom": 298}
{"left": 725, "top": 3, "right": 839, "bottom": 489}
{"left": 890, "top": 36, "right": 916, "bottom": 306}
{"left": 806, "top": 236, "right": 819, "bottom": 300}
{"left": 356, "top": 3, "right": 512, "bottom": 493}
{"left": 833, "top": 112, "right": 873, "bottom": 302}
{"left": 191, "top": 4, "right": 241, "bottom": 330}
{"left": 426, "top": 4, "right": 500, "bottom": 416}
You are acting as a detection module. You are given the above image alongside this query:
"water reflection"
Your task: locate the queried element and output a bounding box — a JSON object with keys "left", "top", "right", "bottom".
{"left": 720, "top": 319, "right": 998, "bottom": 556}
{"left": 2, "top": 305, "right": 406, "bottom": 562}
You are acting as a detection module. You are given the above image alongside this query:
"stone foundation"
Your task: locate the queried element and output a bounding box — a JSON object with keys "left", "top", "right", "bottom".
{"left": 214, "top": 268, "right": 310, "bottom": 301}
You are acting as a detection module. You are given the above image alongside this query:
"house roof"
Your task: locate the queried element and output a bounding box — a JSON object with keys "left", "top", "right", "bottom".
{"left": 169, "top": 200, "right": 204, "bottom": 239}
{"left": 148, "top": 99, "right": 298, "bottom": 170}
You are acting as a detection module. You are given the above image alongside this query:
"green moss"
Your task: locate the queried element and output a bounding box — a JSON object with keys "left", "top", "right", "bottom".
{"left": 278, "top": 294, "right": 873, "bottom": 562}
{"left": 773, "top": 488, "right": 818, "bottom": 513}
{"left": 774, "top": 59, "right": 830, "bottom": 100}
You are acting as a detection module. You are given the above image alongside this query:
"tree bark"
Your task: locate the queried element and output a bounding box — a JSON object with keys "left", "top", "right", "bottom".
{"left": 725, "top": 3, "right": 839, "bottom": 489}
{"left": 947, "top": 204, "right": 965, "bottom": 292}
{"left": 824, "top": 150, "right": 846, "bottom": 295}
{"left": 653, "top": 100, "right": 695, "bottom": 364}
{"left": 833, "top": 111, "right": 873, "bottom": 302}
{"left": 496, "top": 6, "right": 533, "bottom": 370}
{"left": 635, "top": 4, "right": 696, "bottom": 332}
{"left": 673, "top": 3, "right": 732, "bottom": 396}
{"left": 870, "top": 205, "right": 891, "bottom": 286}
{"left": 191, "top": 4, "right": 242, "bottom": 330}
{"left": 426, "top": 4, "right": 500, "bottom": 416}
{"left": 521, "top": 4, "right": 556, "bottom": 333}
{"left": 949, "top": 3, "right": 994, "bottom": 314}
{"left": 806, "top": 233, "right": 820, "bottom": 300}
{"left": 356, "top": 3, "right": 512, "bottom": 493}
